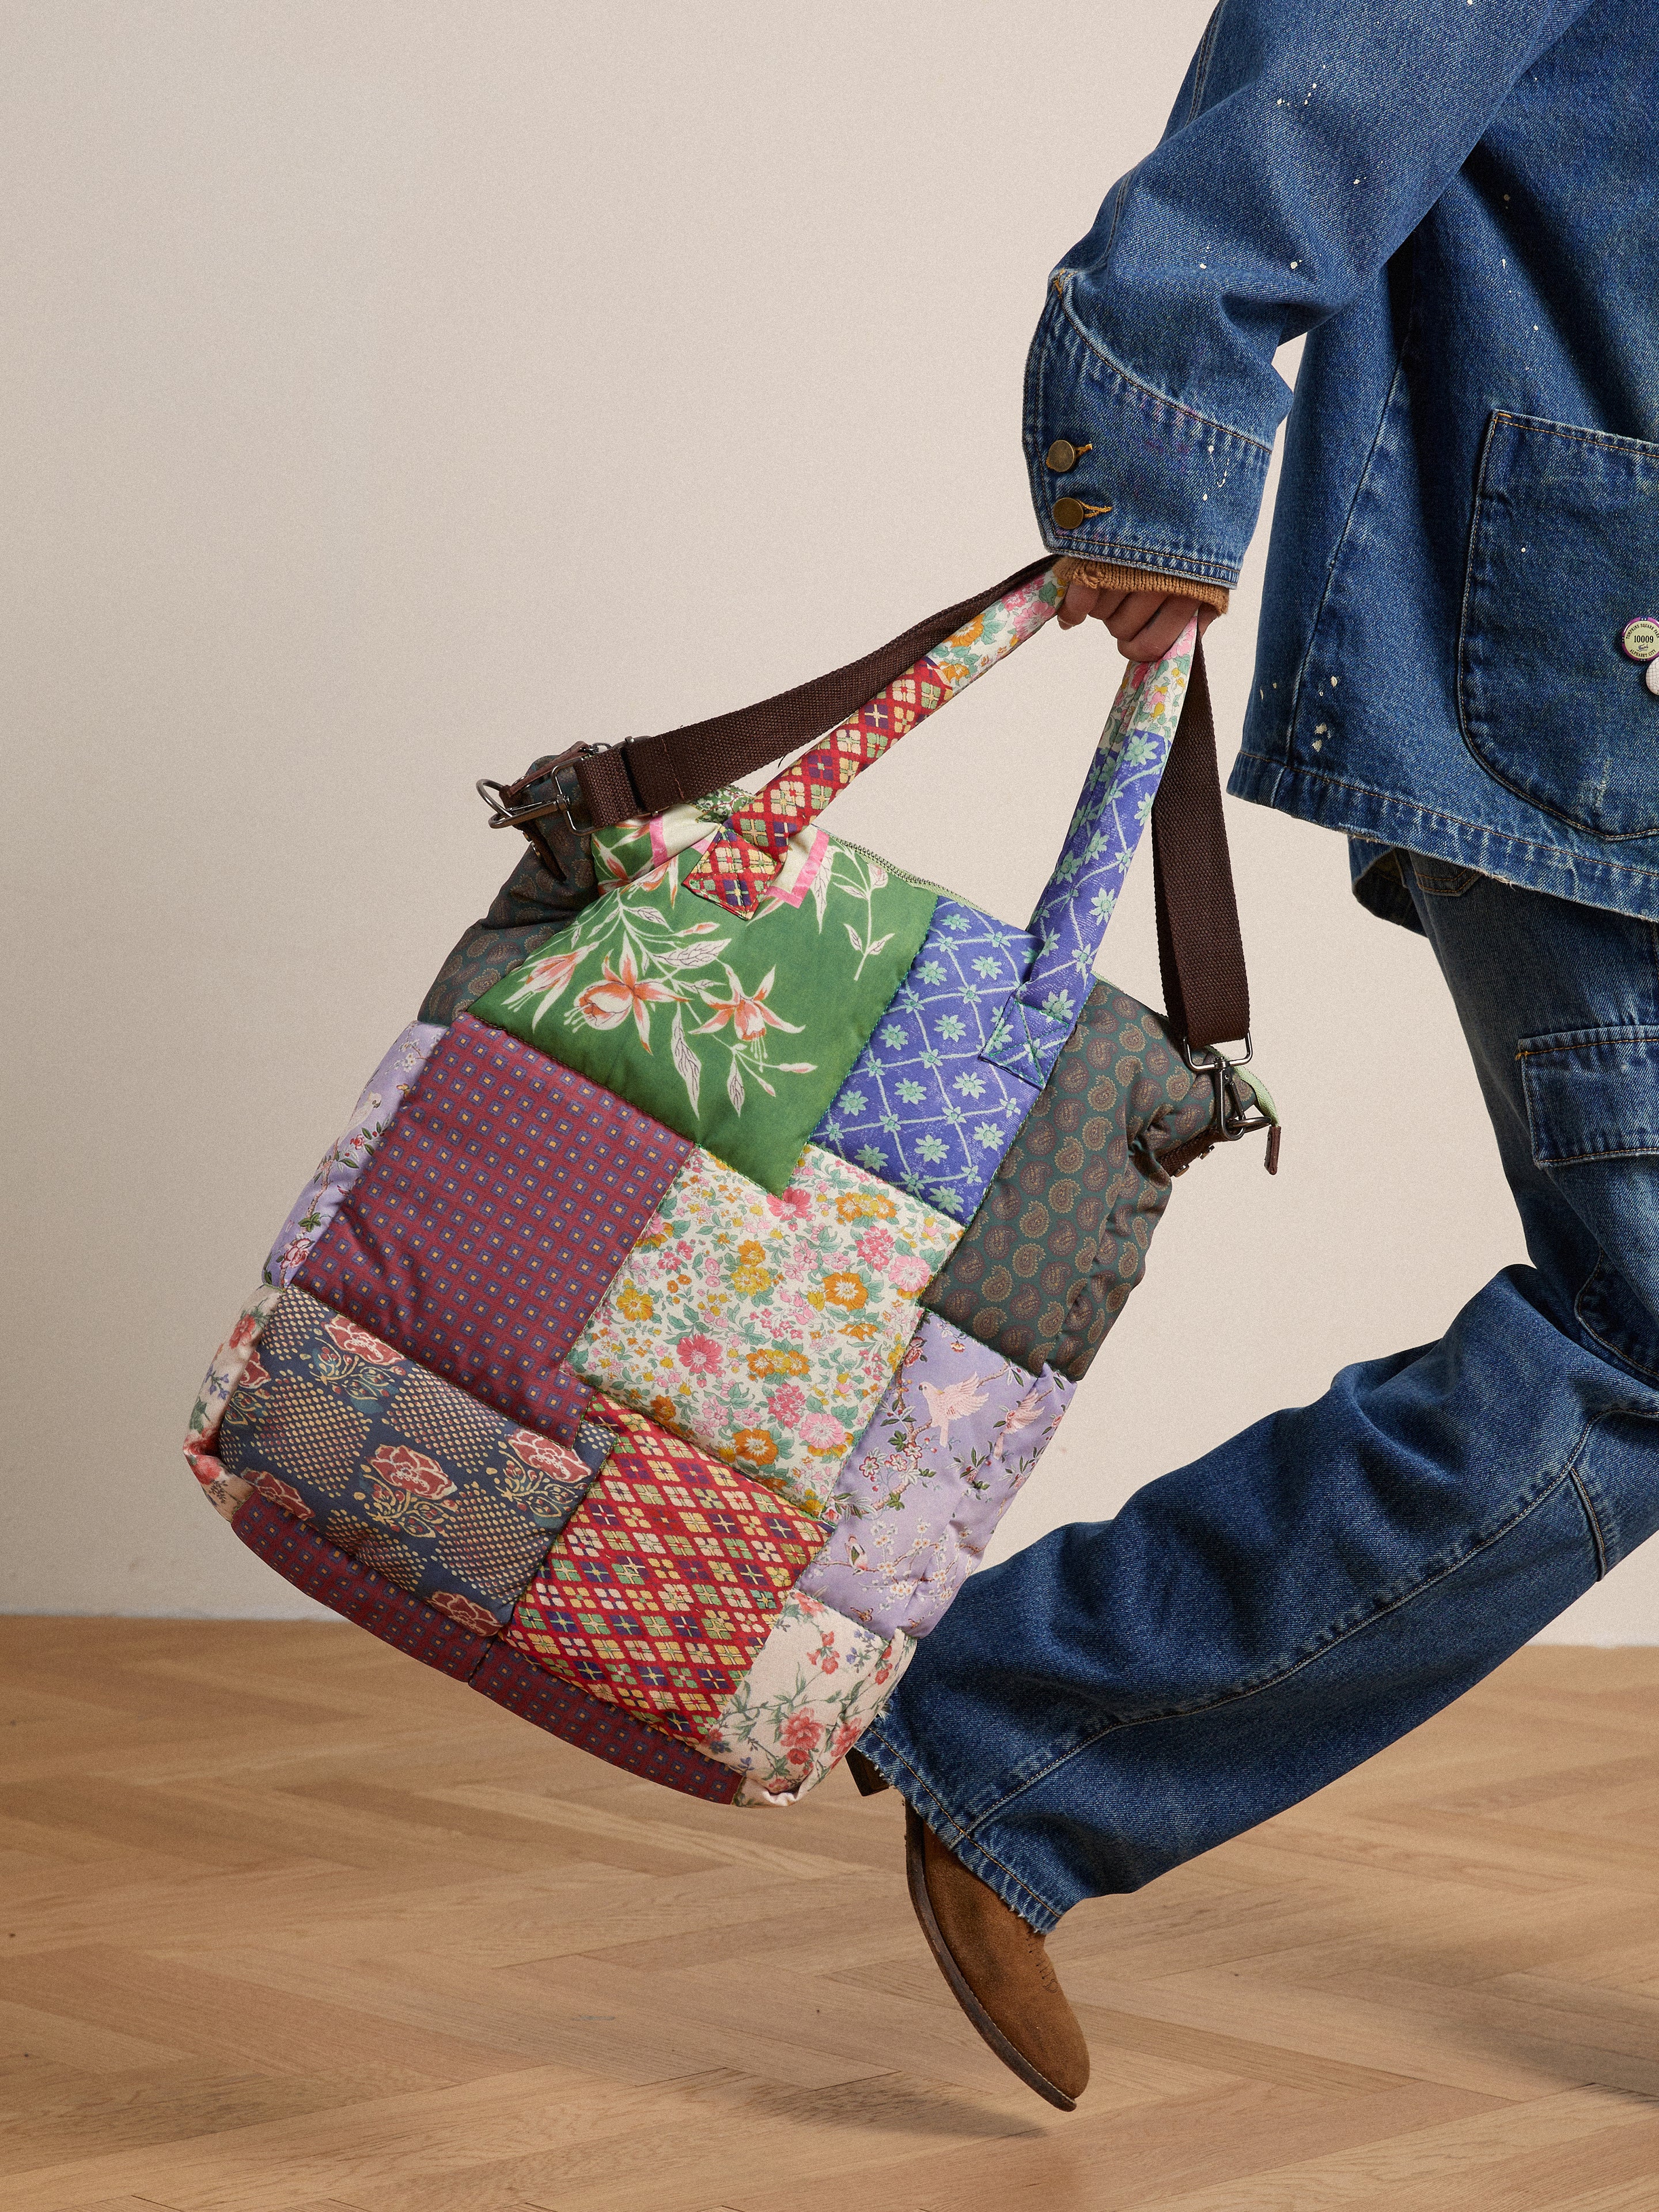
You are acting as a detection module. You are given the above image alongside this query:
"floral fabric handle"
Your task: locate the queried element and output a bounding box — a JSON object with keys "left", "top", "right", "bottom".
{"left": 983, "top": 620, "right": 1196, "bottom": 1089}
{"left": 683, "top": 567, "right": 1065, "bottom": 918}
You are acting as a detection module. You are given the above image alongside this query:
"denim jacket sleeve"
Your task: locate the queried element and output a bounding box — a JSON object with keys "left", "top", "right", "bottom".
{"left": 1027, "top": 0, "right": 1594, "bottom": 588}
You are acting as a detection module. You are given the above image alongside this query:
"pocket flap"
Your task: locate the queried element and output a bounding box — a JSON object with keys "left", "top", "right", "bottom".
{"left": 1520, "top": 1025, "right": 1659, "bottom": 1166}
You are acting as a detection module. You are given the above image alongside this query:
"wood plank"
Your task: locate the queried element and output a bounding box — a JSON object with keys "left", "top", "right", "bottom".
{"left": 7, "top": 1626, "right": 1659, "bottom": 2210}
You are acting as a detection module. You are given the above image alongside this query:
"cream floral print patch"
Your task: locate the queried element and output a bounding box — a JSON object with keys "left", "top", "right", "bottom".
{"left": 183, "top": 1282, "right": 282, "bottom": 1522}
{"left": 703, "top": 1589, "right": 913, "bottom": 1801}
{"left": 566, "top": 1143, "right": 961, "bottom": 1516}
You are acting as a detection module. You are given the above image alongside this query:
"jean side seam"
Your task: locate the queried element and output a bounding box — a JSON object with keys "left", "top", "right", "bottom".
{"left": 1575, "top": 1283, "right": 1659, "bottom": 1385}
{"left": 961, "top": 1435, "right": 1603, "bottom": 1844}
{"left": 1187, "top": 2, "right": 1226, "bottom": 117}
{"left": 1568, "top": 1463, "right": 1609, "bottom": 1580}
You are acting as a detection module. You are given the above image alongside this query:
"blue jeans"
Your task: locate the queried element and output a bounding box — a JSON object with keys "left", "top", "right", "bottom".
{"left": 862, "top": 855, "right": 1659, "bottom": 1931}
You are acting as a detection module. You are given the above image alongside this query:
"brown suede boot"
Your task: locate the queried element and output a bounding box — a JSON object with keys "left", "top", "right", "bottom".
{"left": 905, "top": 1803, "right": 1089, "bottom": 2111}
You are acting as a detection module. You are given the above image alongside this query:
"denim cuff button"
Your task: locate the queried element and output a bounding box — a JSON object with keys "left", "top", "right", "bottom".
{"left": 1620, "top": 616, "right": 1659, "bottom": 662}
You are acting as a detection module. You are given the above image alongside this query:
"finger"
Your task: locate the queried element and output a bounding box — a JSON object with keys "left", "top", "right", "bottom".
{"left": 1119, "top": 593, "right": 1221, "bottom": 659}
{"left": 1055, "top": 580, "right": 1101, "bottom": 630}
{"left": 1116, "top": 597, "right": 1207, "bottom": 663}
{"left": 1116, "top": 606, "right": 1190, "bottom": 662}
{"left": 1101, "top": 590, "right": 1165, "bottom": 643}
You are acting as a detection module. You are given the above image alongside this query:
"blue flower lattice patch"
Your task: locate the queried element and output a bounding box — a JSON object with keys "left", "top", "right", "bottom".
{"left": 983, "top": 631, "right": 1194, "bottom": 1088}
{"left": 811, "top": 898, "right": 1040, "bottom": 1220}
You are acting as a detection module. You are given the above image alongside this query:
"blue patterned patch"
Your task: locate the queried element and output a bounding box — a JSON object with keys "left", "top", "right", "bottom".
{"left": 811, "top": 898, "right": 1040, "bottom": 1219}
{"left": 984, "top": 635, "right": 1192, "bottom": 1088}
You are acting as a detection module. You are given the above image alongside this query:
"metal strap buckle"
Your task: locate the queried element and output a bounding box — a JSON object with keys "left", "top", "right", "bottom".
{"left": 475, "top": 748, "right": 597, "bottom": 838}
{"left": 1183, "top": 1034, "right": 1270, "bottom": 1146}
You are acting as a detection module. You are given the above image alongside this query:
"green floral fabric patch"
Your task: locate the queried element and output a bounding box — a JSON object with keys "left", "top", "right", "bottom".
{"left": 469, "top": 843, "right": 936, "bottom": 1194}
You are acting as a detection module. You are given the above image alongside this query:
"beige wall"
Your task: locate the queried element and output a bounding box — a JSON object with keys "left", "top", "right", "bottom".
{"left": 2, "top": 1, "right": 1644, "bottom": 1639}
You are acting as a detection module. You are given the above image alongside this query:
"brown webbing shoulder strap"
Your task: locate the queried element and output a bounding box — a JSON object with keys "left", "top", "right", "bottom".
{"left": 571, "top": 558, "right": 1054, "bottom": 827}
{"left": 498, "top": 562, "right": 1251, "bottom": 1060}
{"left": 1152, "top": 641, "right": 1251, "bottom": 1052}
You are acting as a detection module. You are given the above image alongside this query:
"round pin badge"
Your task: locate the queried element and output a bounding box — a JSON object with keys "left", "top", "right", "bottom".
{"left": 1622, "top": 616, "right": 1659, "bottom": 663}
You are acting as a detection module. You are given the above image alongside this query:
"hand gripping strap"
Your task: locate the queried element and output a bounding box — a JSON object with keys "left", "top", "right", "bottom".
{"left": 509, "top": 560, "right": 1249, "bottom": 1068}
{"left": 685, "top": 566, "right": 1065, "bottom": 914}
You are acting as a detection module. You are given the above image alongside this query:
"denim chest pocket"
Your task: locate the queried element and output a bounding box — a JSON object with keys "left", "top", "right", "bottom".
{"left": 1460, "top": 412, "right": 1659, "bottom": 840}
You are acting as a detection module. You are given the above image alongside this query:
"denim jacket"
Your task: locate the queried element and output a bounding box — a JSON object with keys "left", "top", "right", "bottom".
{"left": 1025, "top": 0, "right": 1659, "bottom": 927}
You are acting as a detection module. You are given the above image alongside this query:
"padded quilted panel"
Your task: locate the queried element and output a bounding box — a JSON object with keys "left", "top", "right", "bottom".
{"left": 266, "top": 1021, "right": 446, "bottom": 1287}
{"left": 812, "top": 897, "right": 1040, "bottom": 1221}
{"left": 567, "top": 1143, "right": 961, "bottom": 1516}
{"left": 296, "top": 1013, "right": 688, "bottom": 1437}
{"left": 467, "top": 842, "right": 936, "bottom": 1195}
{"left": 469, "top": 1646, "right": 741, "bottom": 1802}
{"left": 232, "top": 1492, "right": 741, "bottom": 1801}
{"left": 796, "top": 1313, "right": 1073, "bottom": 1638}
{"left": 217, "top": 1288, "right": 598, "bottom": 1633}
{"left": 418, "top": 817, "right": 599, "bottom": 1028}
{"left": 506, "top": 1398, "right": 824, "bottom": 1744}
{"left": 233, "top": 1491, "right": 489, "bottom": 1676}
{"left": 924, "top": 983, "right": 1215, "bottom": 1378}
{"left": 703, "top": 1590, "right": 914, "bottom": 1799}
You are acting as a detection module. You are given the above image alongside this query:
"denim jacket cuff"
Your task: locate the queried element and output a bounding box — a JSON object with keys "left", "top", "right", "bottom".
{"left": 1024, "top": 277, "right": 1272, "bottom": 589}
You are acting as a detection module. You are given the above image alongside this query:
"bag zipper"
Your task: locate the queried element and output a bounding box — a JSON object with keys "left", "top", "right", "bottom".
{"left": 832, "top": 836, "right": 995, "bottom": 915}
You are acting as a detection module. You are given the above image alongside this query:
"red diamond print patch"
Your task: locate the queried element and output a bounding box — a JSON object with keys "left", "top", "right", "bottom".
{"left": 505, "top": 1396, "right": 825, "bottom": 1741}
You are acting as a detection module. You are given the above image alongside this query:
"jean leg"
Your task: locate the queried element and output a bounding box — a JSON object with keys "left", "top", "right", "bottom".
{"left": 861, "top": 859, "right": 1659, "bottom": 1930}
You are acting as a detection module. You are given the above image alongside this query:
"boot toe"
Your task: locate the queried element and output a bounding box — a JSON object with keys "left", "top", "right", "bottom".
{"left": 904, "top": 1802, "right": 1089, "bottom": 2109}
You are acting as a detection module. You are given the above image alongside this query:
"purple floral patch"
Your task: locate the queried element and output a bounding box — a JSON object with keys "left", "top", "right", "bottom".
{"left": 797, "top": 1313, "right": 1072, "bottom": 1637}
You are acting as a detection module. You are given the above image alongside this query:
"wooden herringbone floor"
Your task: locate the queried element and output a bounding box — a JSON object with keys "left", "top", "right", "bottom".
{"left": 5, "top": 1626, "right": 1659, "bottom": 2210}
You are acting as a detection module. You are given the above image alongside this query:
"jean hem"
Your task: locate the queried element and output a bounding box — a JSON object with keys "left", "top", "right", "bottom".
{"left": 857, "top": 1728, "right": 1066, "bottom": 1934}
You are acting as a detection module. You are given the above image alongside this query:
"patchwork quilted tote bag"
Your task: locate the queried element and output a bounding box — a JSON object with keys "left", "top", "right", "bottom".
{"left": 186, "top": 559, "right": 1278, "bottom": 1807}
